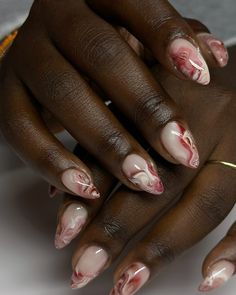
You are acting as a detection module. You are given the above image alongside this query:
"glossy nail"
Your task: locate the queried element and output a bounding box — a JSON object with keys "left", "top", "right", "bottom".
{"left": 161, "top": 121, "right": 199, "bottom": 168}
{"left": 169, "top": 38, "right": 210, "bottom": 85}
{"left": 199, "top": 260, "right": 235, "bottom": 292}
{"left": 61, "top": 169, "right": 100, "bottom": 199}
{"left": 198, "top": 33, "right": 229, "bottom": 67}
{"left": 71, "top": 246, "right": 108, "bottom": 289}
{"left": 122, "top": 154, "right": 164, "bottom": 195}
{"left": 54, "top": 204, "right": 87, "bottom": 249}
{"left": 110, "top": 263, "right": 150, "bottom": 295}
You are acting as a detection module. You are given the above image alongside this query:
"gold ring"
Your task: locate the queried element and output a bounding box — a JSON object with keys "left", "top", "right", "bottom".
{"left": 207, "top": 160, "right": 236, "bottom": 170}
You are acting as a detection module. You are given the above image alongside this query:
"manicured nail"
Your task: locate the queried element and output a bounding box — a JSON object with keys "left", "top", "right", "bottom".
{"left": 122, "top": 154, "right": 164, "bottom": 195}
{"left": 169, "top": 38, "right": 210, "bottom": 85}
{"left": 54, "top": 204, "right": 88, "bottom": 249}
{"left": 61, "top": 169, "right": 100, "bottom": 199}
{"left": 71, "top": 246, "right": 108, "bottom": 289}
{"left": 199, "top": 260, "right": 235, "bottom": 292}
{"left": 109, "top": 263, "right": 150, "bottom": 295}
{"left": 198, "top": 33, "right": 229, "bottom": 67}
{"left": 161, "top": 121, "right": 199, "bottom": 168}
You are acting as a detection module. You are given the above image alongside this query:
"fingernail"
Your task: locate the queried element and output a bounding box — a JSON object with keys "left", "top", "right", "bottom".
{"left": 54, "top": 204, "right": 88, "bottom": 249}
{"left": 161, "top": 121, "right": 199, "bottom": 168}
{"left": 109, "top": 263, "right": 150, "bottom": 295}
{"left": 169, "top": 38, "right": 210, "bottom": 85}
{"left": 71, "top": 246, "right": 109, "bottom": 289}
{"left": 199, "top": 260, "right": 235, "bottom": 292}
{"left": 122, "top": 154, "right": 164, "bottom": 195}
{"left": 61, "top": 169, "right": 100, "bottom": 199}
{"left": 198, "top": 33, "right": 229, "bottom": 67}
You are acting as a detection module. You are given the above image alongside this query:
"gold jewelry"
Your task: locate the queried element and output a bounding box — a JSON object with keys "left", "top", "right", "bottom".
{"left": 0, "top": 30, "right": 18, "bottom": 59}
{"left": 207, "top": 160, "right": 236, "bottom": 170}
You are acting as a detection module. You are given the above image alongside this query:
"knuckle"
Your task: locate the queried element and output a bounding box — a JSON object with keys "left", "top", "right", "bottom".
{"left": 134, "top": 93, "right": 172, "bottom": 126}
{"left": 78, "top": 27, "right": 126, "bottom": 68}
{"left": 100, "top": 216, "right": 127, "bottom": 242}
{"left": 193, "top": 186, "right": 229, "bottom": 225}
{"left": 96, "top": 128, "right": 129, "bottom": 156}
{"left": 149, "top": 240, "right": 176, "bottom": 264}
{"left": 41, "top": 70, "right": 84, "bottom": 105}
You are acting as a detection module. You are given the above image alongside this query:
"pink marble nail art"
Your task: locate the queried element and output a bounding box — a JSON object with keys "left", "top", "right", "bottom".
{"left": 122, "top": 154, "right": 164, "bottom": 195}
{"left": 61, "top": 169, "right": 100, "bottom": 199}
{"left": 110, "top": 263, "right": 150, "bottom": 295}
{"left": 161, "top": 121, "right": 199, "bottom": 168}
{"left": 54, "top": 204, "right": 87, "bottom": 249}
{"left": 198, "top": 33, "right": 229, "bottom": 67}
{"left": 71, "top": 246, "right": 108, "bottom": 289}
{"left": 169, "top": 38, "right": 210, "bottom": 85}
{"left": 199, "top": 260, "right": 235, "bottom": 292}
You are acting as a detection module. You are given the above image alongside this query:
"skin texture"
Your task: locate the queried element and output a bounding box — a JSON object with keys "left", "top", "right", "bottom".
{"left": 55, "top": 46, "right": 236, "bottom": 293}
{"left": 0, "top": 0, "right": 228, "bottom": 199}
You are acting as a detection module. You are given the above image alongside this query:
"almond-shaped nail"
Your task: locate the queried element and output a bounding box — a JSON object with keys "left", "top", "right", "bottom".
{"left": 198, "top": 33, "right": 229, "bottom": 67}
{"left": 110, "top": 263, "right": 150, "bottom": 295}
{"left": 199, "top": 260, "right": 235, "bottom": 292}
{"left": 169, "top": 38, "right": 210, "bottom": 85}
{"left": 61, "top": 168, "right": 100, "bottom": 199}
{"left": 122, "top": 154, "right": 164, "bottom": 195}
{"left": 71, "top": 246, "right": 108, "bottom": 289}
{"left": 55, "top": 204, "right": 88, "bottom": 249}
{"left": 161, "top": 121, "right": 199, "bottom": 168}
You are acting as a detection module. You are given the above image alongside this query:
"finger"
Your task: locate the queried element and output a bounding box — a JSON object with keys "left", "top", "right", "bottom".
{"left": 0, "top": 67, "right": 100, "bottom": 199}
{"left": 186, "top": 18, "right": 229, "bottom": 68}
{"left": 55, "top": 145, "right": 117, "bottom": 249}
{"left": 199, "top": 221, "right": 236, "bottom": 292}
{"left": 39, "top": 0, "right": 200, "bottom": 169}
{"left": 67, "top": 69, "right": 231, "bottom": 289}
{"left": 118, "top": 18, "right": 228, "bottom": 69}
{"left": 11, "top": 24, "right": 164, "bottom": 195}
{"left": 87, "top": 0, "right": 210, "bottom": 85}
{"left": 109, "top": 163, "right": 236, "bottom": 295}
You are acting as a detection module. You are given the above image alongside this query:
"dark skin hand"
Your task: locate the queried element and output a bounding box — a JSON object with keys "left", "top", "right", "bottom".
{"left": 0, "top": 0, "right": 228, "bottom": 200}
{"left": 54, "top": 46, "right": 236, "bottom": 294}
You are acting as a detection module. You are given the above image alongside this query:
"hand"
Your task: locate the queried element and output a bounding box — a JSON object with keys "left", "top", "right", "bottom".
{"left": 54, "top": 50, "right": 236, "bottom": 294}
{"left": 0, "top": 0, "right": 228, "bottom": 199}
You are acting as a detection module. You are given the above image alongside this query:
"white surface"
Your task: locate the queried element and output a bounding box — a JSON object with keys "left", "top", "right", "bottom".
{"left": 0, "top": 134, "right": 236, "bottom": 295}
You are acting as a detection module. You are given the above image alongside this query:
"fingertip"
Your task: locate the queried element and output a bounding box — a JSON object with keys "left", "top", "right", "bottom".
{"left": 197, "top": 33, "right": 229, "bottom": 68}
{"left": 198, "top": 260, "right": 235, "bottom": 292}
{"left": 61, "top": 168, "right": 101, "bottom": 199}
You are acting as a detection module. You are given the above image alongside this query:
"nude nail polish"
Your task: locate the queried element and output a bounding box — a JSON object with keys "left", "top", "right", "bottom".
{"left": 71, "top": 246, "right": 108, "bottom": 289}
{"left": 169, "top": 38, "right": 210, "bottom": 85}
{"left": 161, "top": 121, "right": 199, "bottom": 168}
{"left": 54, "top": 204, "right": 88, "bottom": 249}
{"left": 122, "top": 154, "right": 164, "bottom": 195}
{"left": 109, "top": 263, "right": 150, "bottom": 295}
{"left": 199, "top": 260, "right": 235, "bottom": 292}
{"left": 198, "top": 33, "right": 229, "bottom": 67}
{"left": 61, "top": 169, "right": 100, "bottom": 199}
